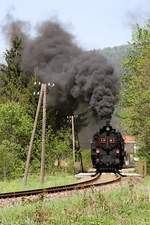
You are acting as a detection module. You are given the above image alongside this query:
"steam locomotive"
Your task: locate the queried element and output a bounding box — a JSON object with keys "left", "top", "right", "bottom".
{"left": 91, "top": 125, "right": 125, "bottom": 174}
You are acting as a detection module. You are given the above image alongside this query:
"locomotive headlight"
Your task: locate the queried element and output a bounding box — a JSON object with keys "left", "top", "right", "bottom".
{"left": 116, "top": 149, "right": 120, "bottom": 154}
{"left": 106, "top": 126, "right": 110, "bottom": 131}
{"left": 96, "top": 149, "right": 100, "bottom": 154}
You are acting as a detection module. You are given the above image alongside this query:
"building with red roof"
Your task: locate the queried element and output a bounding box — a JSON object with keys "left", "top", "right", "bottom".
{"left": 124, "top": 135, "right": 136, "bottom": 144}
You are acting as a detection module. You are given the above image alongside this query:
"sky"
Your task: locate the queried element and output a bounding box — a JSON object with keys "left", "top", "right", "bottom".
{"left": 0, "top": 0, "right": 150, "bottom": 61}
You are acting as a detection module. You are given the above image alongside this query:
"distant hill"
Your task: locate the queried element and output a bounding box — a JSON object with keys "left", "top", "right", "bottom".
{"left": 99, "top": 44, "right": 129, "bottom": 75}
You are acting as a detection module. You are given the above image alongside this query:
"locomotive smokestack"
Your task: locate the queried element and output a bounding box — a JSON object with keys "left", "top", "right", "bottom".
{"left": 106, "top": 119, "right": 111, "bottom": 127}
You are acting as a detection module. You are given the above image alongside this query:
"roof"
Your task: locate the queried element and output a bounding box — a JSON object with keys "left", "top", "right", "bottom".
{"left": 123, "top": 136, "right": 136, "bottom": 144}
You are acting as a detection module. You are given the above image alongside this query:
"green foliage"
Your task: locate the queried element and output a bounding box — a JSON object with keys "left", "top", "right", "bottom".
{"left": 0, "top": 34, "right": 76, "bottom": 180}
{"left": 120, "top": 22, "right": 150, "bottom": 171}
{"left": 81, "top": 149, "right": 92, "bottom": 171}
{"left": 26, "top": 127, "right": 72, "bottom": 174}
{"left": 0, "top": 140, "right": 24, "bottom": 179}
{"left": 45, "top": 128, "right": 72, "bottom": 171}
{"left": 0, "top": 102, "right": 32, "bottom": 147}
{"left": 0, "top": 102, "right": 33, "bottom": 179}
{"left": 0, "top": 176, "right": 149, "bottom": 224}
{"left": 0, "top": 36, "right": 38, "bottom": 116}
{"left": 0, "top": 37, "right": 23, "bottom": 102}
{"left": 0, "top": 101, "right": 72, "bottom": 178}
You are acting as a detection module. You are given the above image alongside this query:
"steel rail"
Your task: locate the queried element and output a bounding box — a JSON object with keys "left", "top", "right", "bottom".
{"left": 0, "top": 173, "right": 121, "bottom": 200}
{"left": 0, "top": 173, "right": 100, "bottom": 199}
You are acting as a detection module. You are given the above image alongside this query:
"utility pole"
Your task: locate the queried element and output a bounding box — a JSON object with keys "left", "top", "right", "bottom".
{"left": 40, "top": 84, "right": 47, "bottom": 183}
{"left": 23, "top": 81, "right": 55, "bottom": 185}
{"left": 71, "top": 115, "right": 76, "bottom": 171}
{"left": 23, "top": 84, "right": 44, "bottom": 185}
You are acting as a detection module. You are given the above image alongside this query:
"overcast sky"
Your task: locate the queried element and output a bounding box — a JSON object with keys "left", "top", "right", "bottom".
{"left": 0, "top": 0, "right": 150, "bottom": 61}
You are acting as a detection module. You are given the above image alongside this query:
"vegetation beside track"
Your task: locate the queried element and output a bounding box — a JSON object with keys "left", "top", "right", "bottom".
{"left": 0, "top": 174, "right": 77, "bottom": 193}
{"left": 0, "top": 176, "right": 149, "bottom": 225}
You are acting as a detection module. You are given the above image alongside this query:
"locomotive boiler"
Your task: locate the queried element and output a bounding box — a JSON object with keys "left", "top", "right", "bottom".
{"left": 91, "top": 125, "right": 125, "bottom": 173}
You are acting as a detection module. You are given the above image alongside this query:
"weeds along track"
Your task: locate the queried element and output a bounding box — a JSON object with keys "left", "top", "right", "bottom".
{"left": 0, "top": 173, "right": 121, "bottom": 200}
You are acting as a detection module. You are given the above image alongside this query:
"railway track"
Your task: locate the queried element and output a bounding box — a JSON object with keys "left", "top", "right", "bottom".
{"left": 0, "top": 173, "right": 121, "bottom": 200}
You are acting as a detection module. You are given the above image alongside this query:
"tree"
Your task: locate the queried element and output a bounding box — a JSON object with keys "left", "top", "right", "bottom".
{"left": 120, "top": 23, "right": 150, "bottom": 171}
{"left": 0, "top": 37, "right": 23, "bottom": 101}
{"left": 0, "top": 102, "right": 33, "bottom": 160}
{"left": 0, "top": 36, "right": 38, "bottom": 117}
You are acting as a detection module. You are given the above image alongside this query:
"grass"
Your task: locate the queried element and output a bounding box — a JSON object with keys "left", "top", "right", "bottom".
{"left": 0, "top": 173, "right": 77, "bottom": 193}
{"left": 0, "top": 176, "right": 150, "bottom": 225}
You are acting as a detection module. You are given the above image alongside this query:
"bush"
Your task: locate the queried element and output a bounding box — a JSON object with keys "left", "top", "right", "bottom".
{"left": 45, "top": 127, "right": 72, "bottom": 172}
{"left": 0, "top": 102, "right": 33, "bottom": 149}
{"left": 0, "top": 140, "right": 24, "bottom": 179}
{"left": 0, "top": 102, "right": 33, "bottom": 179}
{"left": 81, "top": 149, "right": 92, "bottom": 172}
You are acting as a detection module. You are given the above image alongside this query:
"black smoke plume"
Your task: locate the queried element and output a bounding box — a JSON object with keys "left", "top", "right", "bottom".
{"left": 70, "top": 51, "right": 118, "bottom": 121}
{"left": 2, "top": 18, "right": 119, "bottom": 123}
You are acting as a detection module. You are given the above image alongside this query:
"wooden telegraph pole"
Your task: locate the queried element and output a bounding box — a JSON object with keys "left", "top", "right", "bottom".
{"left": 40, "top": 84, "right": 47, "bottom": 183}
{"left": 23, "top": 84, "right": 44, "bottom": 185}
{"left": 71, "top": 115, "right": 76, "bottom": 172}
{"left": 23, "top": 81, "right": 55, "bottom": 185}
